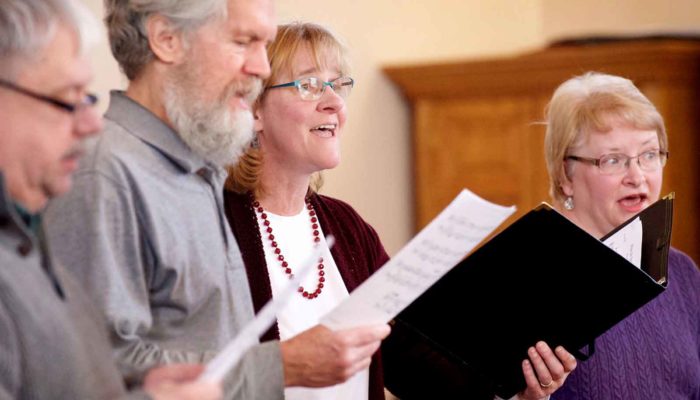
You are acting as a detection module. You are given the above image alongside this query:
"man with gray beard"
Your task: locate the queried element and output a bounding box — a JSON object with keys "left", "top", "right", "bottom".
{"left": 45, "top": 0, "right": 389, "bottom": 399}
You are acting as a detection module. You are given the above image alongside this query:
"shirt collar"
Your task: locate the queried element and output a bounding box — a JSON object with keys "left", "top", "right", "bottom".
{"left": 0, "top": 173, "right": 40, "bottom": 235}
{"left": 104, "top": 90, "right": 215, "bottom": 175}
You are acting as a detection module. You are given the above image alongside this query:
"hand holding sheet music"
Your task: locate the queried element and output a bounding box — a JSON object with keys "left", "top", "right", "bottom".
{"left": 199, "top": 236, "right": 335, "bottom": 383}
{"left": 321, "top": 189, "right": 515, "bottom": 330}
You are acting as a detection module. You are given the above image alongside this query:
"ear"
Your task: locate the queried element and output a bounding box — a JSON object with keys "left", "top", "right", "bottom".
{"left": 559, "top": 163, "right": 575, "bottom": 197}
{"left": 145, "top": 14, "right": 187, "bottom": 64}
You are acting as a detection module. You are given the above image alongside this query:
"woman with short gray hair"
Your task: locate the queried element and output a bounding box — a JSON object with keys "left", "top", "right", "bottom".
{"left": 543, "top": 72, "right": 700, "bottom": 400}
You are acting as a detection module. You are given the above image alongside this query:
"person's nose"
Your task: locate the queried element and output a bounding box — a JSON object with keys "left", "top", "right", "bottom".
{"left": 244, "top": 43, "right": 271, "bottom": 79}
{"left": 317, "top": 85, "right": 344, "bottom": 113}
{"left": 622, "top": 156, "right": 644, "bottom": 187}
{"left": 74, "top": 106, "right": 103, "bottom": 139}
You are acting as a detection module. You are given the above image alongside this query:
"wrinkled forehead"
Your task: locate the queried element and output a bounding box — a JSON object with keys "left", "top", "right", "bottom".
{"left": 20, "top": 23, "right": 92, "bottom": 88}
{"left": 572, "top": 111, "right": 662, "bottom": 148}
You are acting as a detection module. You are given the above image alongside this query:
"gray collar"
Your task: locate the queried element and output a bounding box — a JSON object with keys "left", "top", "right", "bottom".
{"left": 104, "top": 90, "right": 215, "bottom": 175}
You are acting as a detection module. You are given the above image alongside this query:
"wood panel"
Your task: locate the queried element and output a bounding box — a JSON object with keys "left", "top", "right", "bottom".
{"left": 386, "top": 39, "right": 700, "bottom": 262}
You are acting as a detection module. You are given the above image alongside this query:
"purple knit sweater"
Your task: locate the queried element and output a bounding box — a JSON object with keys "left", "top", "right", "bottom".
{"left": 552, "top": 248, "right": 700, "bottom": 400}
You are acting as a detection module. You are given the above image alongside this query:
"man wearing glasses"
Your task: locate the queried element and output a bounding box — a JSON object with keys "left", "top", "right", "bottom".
{"left": 0, "top": 0, "right": 221, "bottom": 398}
{"left": 45, "top": 1, "right": 388, "bottom": 399}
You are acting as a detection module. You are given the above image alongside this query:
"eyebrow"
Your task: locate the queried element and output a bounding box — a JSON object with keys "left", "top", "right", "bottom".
{"left": 296, "top": 66, "right": 319, "bottom": 76}
{"left": 294, "top": 67, "right": 343, "bottom": 79}
{"left": 47, "top": 72, "right": 93, "bottom": 94}
{"left": 601, "top": 138, "right": 659, "bottom": 153}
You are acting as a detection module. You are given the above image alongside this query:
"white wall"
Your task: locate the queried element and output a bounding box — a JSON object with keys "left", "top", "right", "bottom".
{"left": 83, "top": 0, "right": 700, "bottom": 256}
{"left": 543, "top": 0, "right": 700, "bottom": 41}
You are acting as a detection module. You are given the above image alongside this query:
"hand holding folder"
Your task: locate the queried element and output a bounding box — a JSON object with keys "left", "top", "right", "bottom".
{"left": 390, "top": 194, "right": 672, "bottom": 399}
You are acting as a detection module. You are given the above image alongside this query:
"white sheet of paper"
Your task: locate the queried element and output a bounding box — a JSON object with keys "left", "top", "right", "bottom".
{"left": 320, "top": 189, "right": 515, "bottom": 331}
{"left": 602, "top": 217, "right": 643, "bottom": 268}
{"left": 199, "top": 236, "right": 335, "bottom": 383}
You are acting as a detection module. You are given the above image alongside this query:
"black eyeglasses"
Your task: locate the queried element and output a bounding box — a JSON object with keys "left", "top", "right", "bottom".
{"left": 0, "top": 78, "right": 97, "bottom": 114}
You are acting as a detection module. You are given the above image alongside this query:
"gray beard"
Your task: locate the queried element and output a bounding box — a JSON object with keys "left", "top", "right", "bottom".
{"left": 163, "top": 79, "right": 260, "bottom": 168}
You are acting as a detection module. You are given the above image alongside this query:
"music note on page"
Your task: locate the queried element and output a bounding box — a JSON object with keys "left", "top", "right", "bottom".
{"left": 603, "top": 217, "right": 643, "bottom": 268}
{"left": 321, "top": 189, "right": 515, "bottom": 331}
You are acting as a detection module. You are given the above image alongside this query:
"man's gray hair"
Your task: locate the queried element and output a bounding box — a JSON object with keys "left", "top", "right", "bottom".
{"left": 105, "top": 0, "right": 228, "bottom": 80}
{"left": 0, "top": 0, "right": 100, "bottom": 79}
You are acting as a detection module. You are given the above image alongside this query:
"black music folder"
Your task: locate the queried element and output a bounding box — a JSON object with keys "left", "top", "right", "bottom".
{"left": 393, "top": 194, "right": 673, "bottom": 399}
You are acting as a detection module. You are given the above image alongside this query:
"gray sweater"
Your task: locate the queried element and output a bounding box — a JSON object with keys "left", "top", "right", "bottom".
{"left": 0, "top": 174, "right": 149, "bottom": 399}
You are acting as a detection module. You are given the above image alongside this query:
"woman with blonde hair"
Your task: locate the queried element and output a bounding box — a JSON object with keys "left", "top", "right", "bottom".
{"left": 224, "top": 22, "right": 576, "bottom": 400}
{"left": 543, "top": 72, "right": 700, "bottom": 400}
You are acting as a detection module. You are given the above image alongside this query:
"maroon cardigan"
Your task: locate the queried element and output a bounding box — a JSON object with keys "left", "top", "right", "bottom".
{"left": 224, "top": 190, "right": 389, "bottom": 400}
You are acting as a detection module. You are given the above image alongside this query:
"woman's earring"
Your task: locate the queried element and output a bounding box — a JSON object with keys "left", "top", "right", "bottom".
{"left": 564, "top": 196, "right": 574, "bottom": 211}
{"left": 251, "top": 134, "right": 260, "bottom": 149}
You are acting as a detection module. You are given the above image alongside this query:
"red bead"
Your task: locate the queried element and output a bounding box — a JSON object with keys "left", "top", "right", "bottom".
{"left": 253, "top": 198, "right": 327, "bottom": 300}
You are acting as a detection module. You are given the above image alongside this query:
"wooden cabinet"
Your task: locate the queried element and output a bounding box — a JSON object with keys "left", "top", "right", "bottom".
{"left": 385, "top": 39, "right": 700, "bottom": 263}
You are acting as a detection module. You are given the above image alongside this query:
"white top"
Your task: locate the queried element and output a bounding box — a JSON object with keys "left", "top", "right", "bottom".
{"left": 257, "top": 207, "right": 369, "bottom": 400}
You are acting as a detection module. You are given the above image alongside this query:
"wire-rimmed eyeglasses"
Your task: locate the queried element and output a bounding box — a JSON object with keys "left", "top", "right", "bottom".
{"left": 0, "top": 78, "right": 97, "bottom": 114}
{"left": 565, "top": 150, "right": 669, "bottom": 175}
{"left": 268, "top": 76, "right": 354, "bottom": 101}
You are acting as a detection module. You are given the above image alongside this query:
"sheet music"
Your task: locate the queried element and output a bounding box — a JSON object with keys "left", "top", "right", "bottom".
{"left": 321, "top": 189, "right": 515, "bottom": 331}
{"left": 602, "top": 217, "right": 643, "bottom": 268}
{"left": 199, "top": 236, "right": 335, "bottom": 383}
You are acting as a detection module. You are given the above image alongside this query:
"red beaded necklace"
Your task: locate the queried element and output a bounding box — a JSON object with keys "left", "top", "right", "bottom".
{"left": 253, "top": 198, "right": 326, "bottom": 299}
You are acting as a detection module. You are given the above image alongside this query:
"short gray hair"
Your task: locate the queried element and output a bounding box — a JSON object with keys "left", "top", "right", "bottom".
{"left": 105, "top": 0, "right": 228, "bottom": 80}
{"left": 0, "top": 0, "right": 100, "bottom": 79}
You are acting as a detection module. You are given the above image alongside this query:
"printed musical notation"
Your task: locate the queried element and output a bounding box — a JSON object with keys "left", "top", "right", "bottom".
{"left": 321, "top": 189, "right": 515, "bottom": 331}
{"left": 603, "top": 217, "right": 643, "bottom": 268}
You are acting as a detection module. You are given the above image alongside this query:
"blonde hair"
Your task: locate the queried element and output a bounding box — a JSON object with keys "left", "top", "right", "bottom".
{"left": 544, "top": 72, "right": 667, "bottom": 204}
{"left": 226, "top": 22, "right": 349, "bottom": 196}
